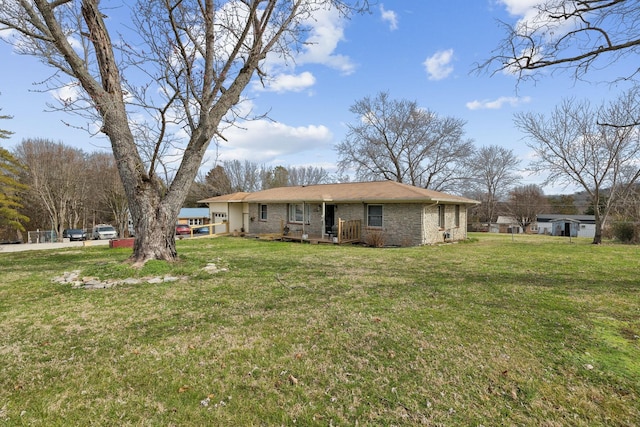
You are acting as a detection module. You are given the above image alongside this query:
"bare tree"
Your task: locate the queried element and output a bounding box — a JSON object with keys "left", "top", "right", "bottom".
{"left": 14, "top": 139, "right": 87, "bottom": 242}
{"left": 336, "top": 92, "right": 474, "bottom": 191}
{"left": 483, "top": 0, "right": 640, "bottom": 83}
{"left": 506, "top": 184, "right": 549, "bottom": 231}
{"left": 465, "top": 145, "right": 521, "bottom": 223}
{"left": 287, "top": 165, "right": 331, "bottom": 185}
{"left": 0, "top": 0, "right": 368, "bottom": 265}
{"left": 185, "top": 165, "right": 234, "bottom": 205}
{"left": 15, "top": 145, "right": 124, "bottom": 234}
{"left": 221, "top": 160, "right": 326, "bottom": 192}
{"left": 612, "top": 182, "right": 640, "bottom": 215}
{"left": 515, "top": 89, "right": 640, "bottom": 243}
{"left": 223, "top": 159, "right": 265, "bottom": 193}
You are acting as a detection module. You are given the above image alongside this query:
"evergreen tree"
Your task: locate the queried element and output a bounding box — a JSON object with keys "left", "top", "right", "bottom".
{"left": 0, "top": 108, "right": 29, "bottom": 237}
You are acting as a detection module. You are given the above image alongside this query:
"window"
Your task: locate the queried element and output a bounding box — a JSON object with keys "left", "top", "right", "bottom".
{"left": 213, "top": 212, "right": 227, "bottom": 223}
{"left": 259, "top": 204, "right": 268, "bottom": 221}
{"left": 367, "top": 205, "right": 383, "bottom": 227}
{"left": 455, "top": 205, "right": 460, "bottom": 227}
{"left": 438, "top": 205, "right": 445, "bottom": 229}
{"left": 288, "top": 203, "right": 310, "bottom": 223}
{"left": 188, "top": 218, "right": 203, "bottom": 226}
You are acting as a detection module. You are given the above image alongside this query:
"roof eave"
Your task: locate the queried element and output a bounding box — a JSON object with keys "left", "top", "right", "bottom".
{"left": 243, "top": 197, "right": 480, "bottom": 205}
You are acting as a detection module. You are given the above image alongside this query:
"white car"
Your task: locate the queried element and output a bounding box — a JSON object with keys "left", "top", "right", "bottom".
{"left": 92, "top": 224, "right": 118, "bottom": 240}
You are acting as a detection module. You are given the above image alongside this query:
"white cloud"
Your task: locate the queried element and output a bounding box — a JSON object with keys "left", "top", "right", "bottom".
{"left": 51, "top": 81, "right": 85, "bottom": 107}
{"left": 380, "top": 4, "right": 398, "bottom": 31}
{"left": 498, "top": 0, "right": 577, "bottom": 41}
{"left": 497, "top": 0, "right": 542, "bottom": 16}
{"left": 257, "top": 72, "right": 316, "bottom": 93}
{"left": 211, "top": 120, "right": 334, "bottom": 164}
{"left": 296, "top": 8, "right": 356, "bottom": 75}
{"left": 253, "top": 6, "right": 355, "bottom": 94}
{"left": 67, "top": 35, "right": 83, "bottom": 52}
{"left": 466, "top": 96, "right": 532, "bottom": 110}
{"left": 423, "top": 49, "right": 454, "bottom": 81}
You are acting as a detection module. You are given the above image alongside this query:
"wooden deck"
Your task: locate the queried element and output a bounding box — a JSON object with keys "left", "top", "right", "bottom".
{"left": 279, "top": 219, "right": 362, "bottom": 245}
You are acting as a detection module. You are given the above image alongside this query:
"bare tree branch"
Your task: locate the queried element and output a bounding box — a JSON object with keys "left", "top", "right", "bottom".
{"left": 480, "top": 0, "right": 640, "bottom": 83}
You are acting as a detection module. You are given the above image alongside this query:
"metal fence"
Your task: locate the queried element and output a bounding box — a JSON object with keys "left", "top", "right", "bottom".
{"left": 27, "top": 230, "right": 57, "bottom": 243}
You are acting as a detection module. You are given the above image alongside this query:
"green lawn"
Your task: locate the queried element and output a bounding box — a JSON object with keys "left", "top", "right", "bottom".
{"left": 1, "top": 233, "right": 638, "bottom": 426}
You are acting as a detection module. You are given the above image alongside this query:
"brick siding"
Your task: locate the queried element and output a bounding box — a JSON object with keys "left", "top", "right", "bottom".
{"left": 247, "top": 202, "right": 467, "bottom": 246}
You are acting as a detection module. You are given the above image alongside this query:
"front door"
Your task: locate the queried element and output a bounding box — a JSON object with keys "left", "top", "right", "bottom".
{"left": 325, "top": 205, "right": 336, "bottom": 235}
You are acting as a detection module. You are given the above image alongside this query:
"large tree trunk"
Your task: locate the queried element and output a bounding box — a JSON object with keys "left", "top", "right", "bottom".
{"left": 593, "top": 221, "right": 603, "bottom": 244}
{"left": 592, "top": 208, "right": 603, "bottom": 244}
{"left": 118, "top": 129, "right": 209, "bottom": 266}
{"left": 127, "top": 177, "right": 194, "bottom": 265}
{"left": 131, "top": 204, "right": 178, "bottom": 266}
{"left": 115, "top": 142, "right": 186, "bottom": 265}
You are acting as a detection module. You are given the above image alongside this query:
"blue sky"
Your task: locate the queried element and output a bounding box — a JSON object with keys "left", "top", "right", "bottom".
{"left": 0, "top": 0, "right": 636, "bottom": 194}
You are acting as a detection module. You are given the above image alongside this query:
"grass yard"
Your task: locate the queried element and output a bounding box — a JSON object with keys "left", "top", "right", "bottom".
{"left": 0, "top": 233, "right": 639, "bottom": 426}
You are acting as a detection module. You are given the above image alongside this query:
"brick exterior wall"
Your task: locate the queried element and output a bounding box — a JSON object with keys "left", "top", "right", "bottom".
{"left": 363, "top": 203, "right": 422, "bottom": 247}
{"left": 248, "top": 203, "right": 287, "bottom": 234}
{"left": 421, "top": 204, "right": 468, "bottom": 244}
{"left": 247, "top": 202, "right": 468, "bottom": 246}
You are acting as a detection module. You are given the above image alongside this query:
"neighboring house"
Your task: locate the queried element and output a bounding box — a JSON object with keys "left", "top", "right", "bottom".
{"left": 177, "top": 208, "right": 211, "bottom": 226}
{"left": 198, "top": 181, "right": 479, "bottom": 246}
{"left": 536, "top": 214, "right": 596, "bottom": 238}
{"left": 492, "top": 216, "right": 524, "bottom": 234}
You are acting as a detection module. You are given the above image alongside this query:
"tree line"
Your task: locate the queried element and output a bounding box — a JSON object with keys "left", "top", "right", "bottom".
{"left": 0, "top": 137, "right": 129, "bottom": 242}
{"left": 185, "top": 162, "right": 335, "bottom": 206}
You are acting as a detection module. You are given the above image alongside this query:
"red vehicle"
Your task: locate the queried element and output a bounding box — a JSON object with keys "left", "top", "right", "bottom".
{"left": 175, "top": 224, "right": 191, "bottom": 235}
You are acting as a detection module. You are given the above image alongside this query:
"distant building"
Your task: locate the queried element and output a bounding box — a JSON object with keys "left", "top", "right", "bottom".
{"left": 536, "top": 214, "right": 596, "bottom": 238}
{"left": 177, "top": 208, "right": 211, "bottom": 226}
{"left": 493, "top": 216, "right": 524, "bottom": 234}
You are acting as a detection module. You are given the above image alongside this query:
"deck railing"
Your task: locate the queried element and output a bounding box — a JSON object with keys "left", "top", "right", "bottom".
{"left": 279, "top": 218, "right": 362, "bottom": 244}
{"left": 337, "top": 218, "right": 361, "bottom": 243}
{"left": 187, "top": 221, "right": 229, "bottom": 237}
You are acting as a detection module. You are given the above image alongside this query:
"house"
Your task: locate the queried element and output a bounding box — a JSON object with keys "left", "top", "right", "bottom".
{"left": 177, "top": 208, "right": 211, "bottom": 226}
{"left": 491, "top": 216, "right": 524, "bottom": 234}
{"left": 198, "top": 181, "right": 479, "bottom": 246}
{"left": 536, "top": 214, "right": 596, "bottom": 238}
